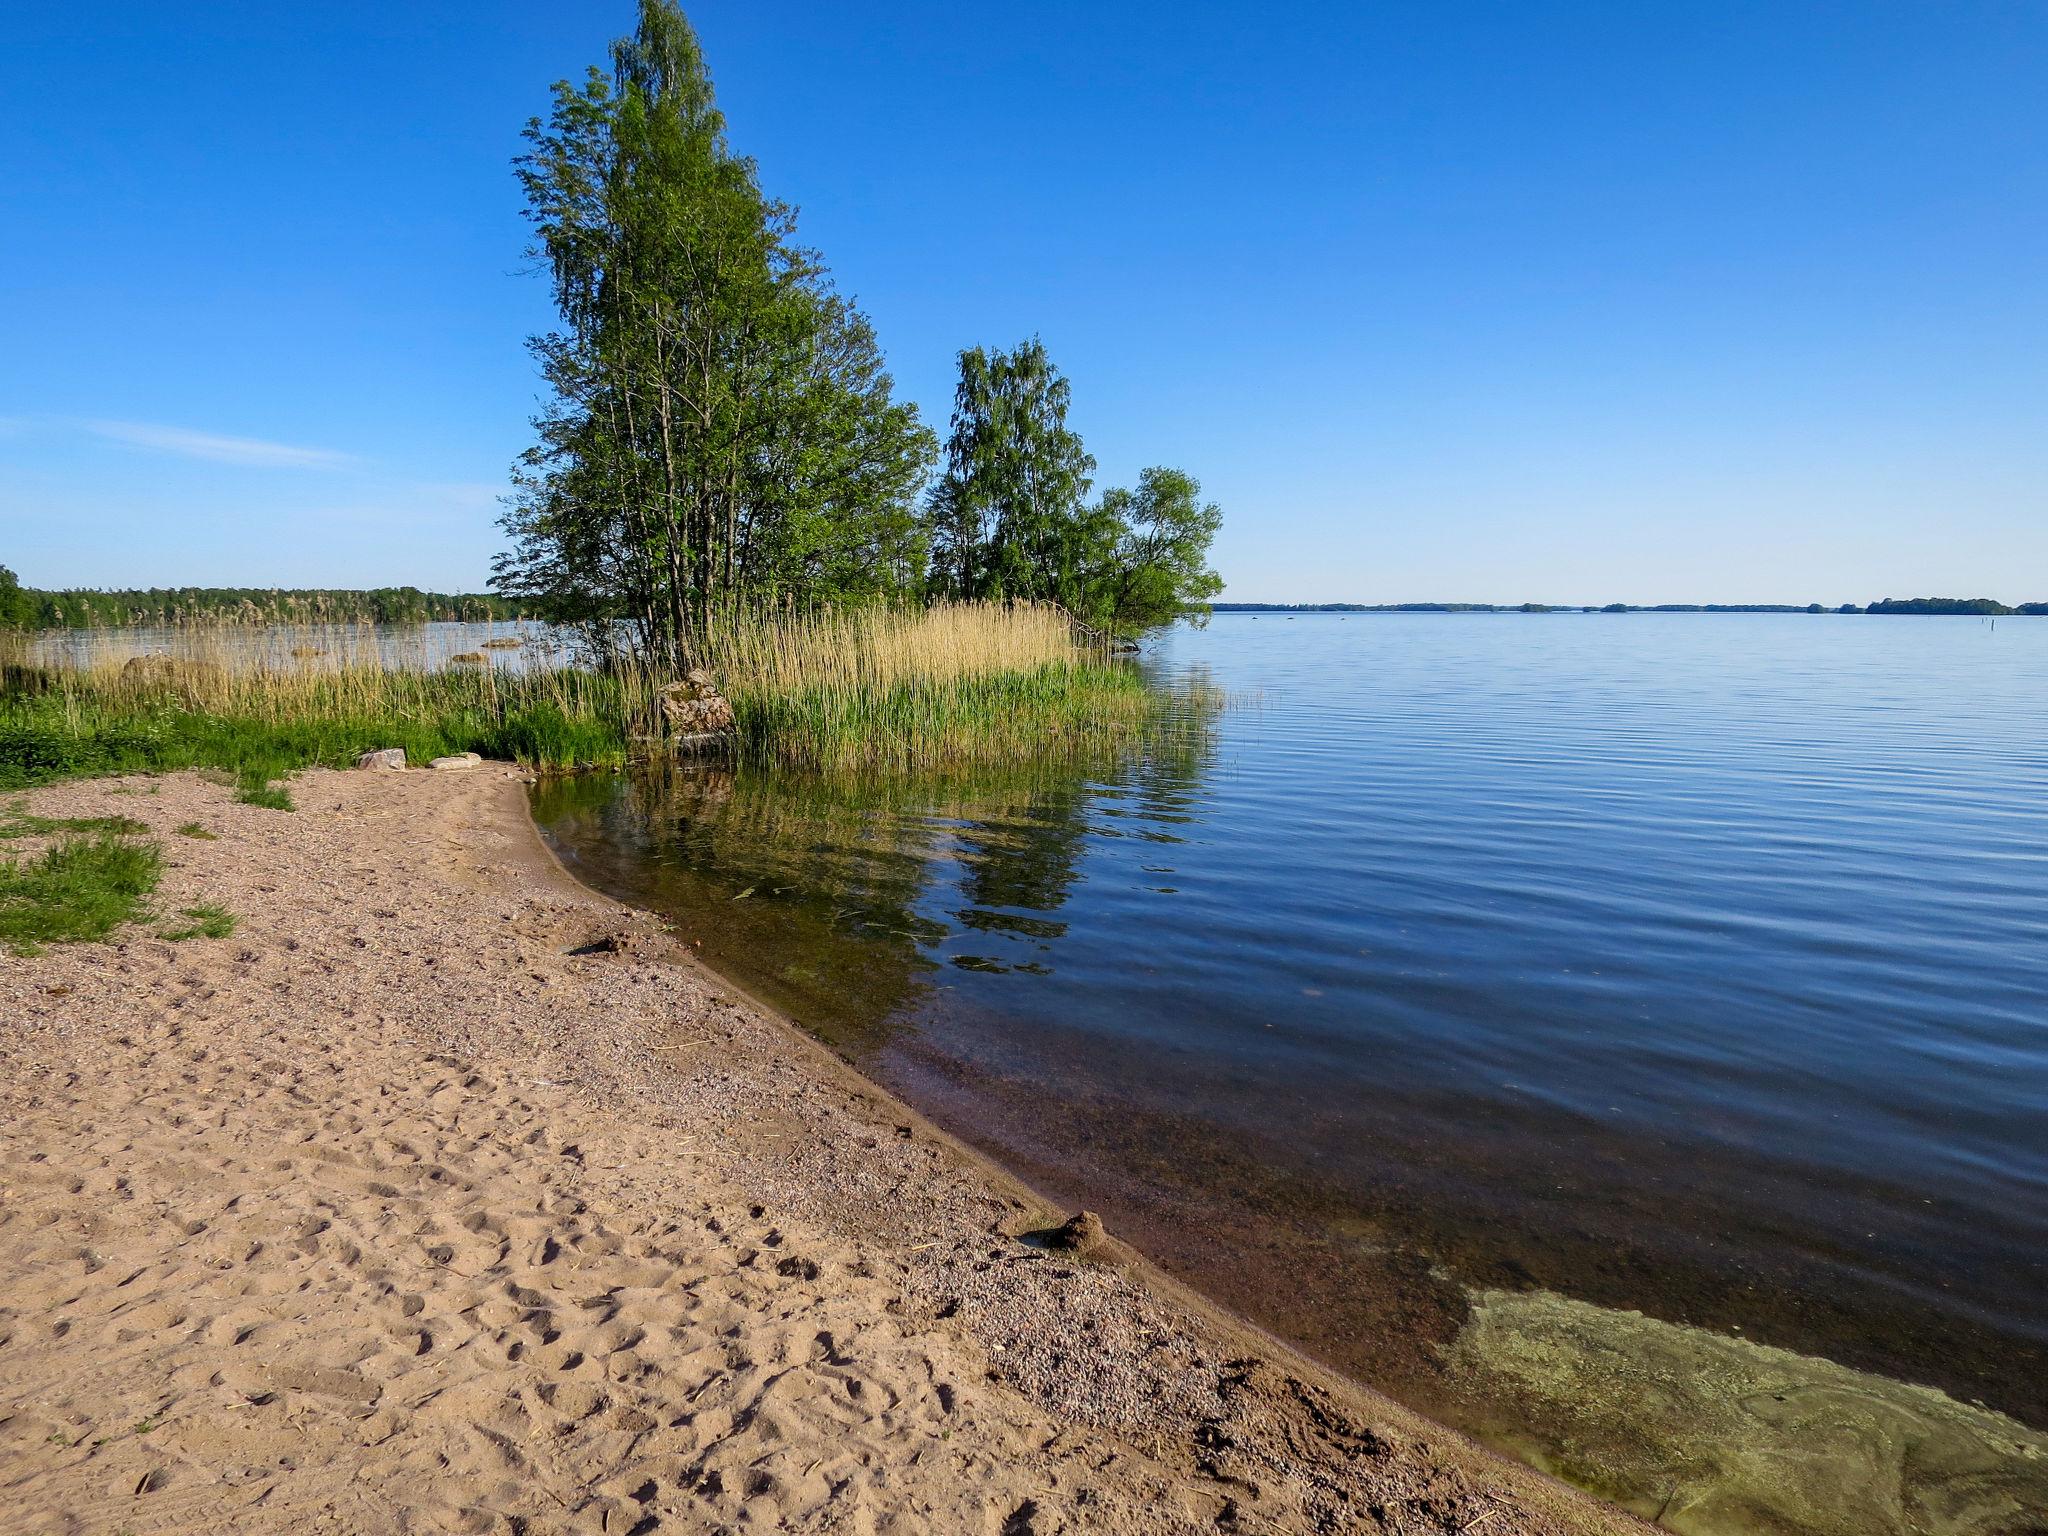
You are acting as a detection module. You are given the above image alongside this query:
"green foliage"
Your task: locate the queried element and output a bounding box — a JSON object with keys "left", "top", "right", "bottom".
{"left": 0, "top": 829, "right": 163, "bottom": 955}
{"left": 1866, "top": 597, "right": 2013, "bottom": 615}
{"left": 1083, "top": 468, "right": 1224, "bottom": 632}
{"left": 926, "top": 339, "right": 1098, "bottom": 604}
{"left": 159, "top": 903, "right": 236, "bottom": 941}
{"left": 490, "top": 6, "right": 1218, "bottom": 657}
{"left": 496, "top": 0, "right": 936, "bottom": 665}
{"left": 924, "top": 341, "right": 1222, "bottom": 635}
{"left": 0, "top": 566, "right": 36, "bottom": 630}
{"left": 174, "top": 822, "right": 217, "bottom": 839}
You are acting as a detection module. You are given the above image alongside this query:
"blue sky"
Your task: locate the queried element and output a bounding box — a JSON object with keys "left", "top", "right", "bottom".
{"left": 3, "top": 1, "right": 2043, "bottom": 604}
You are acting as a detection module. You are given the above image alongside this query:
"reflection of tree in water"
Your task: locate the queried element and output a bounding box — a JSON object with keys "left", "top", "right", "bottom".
{"left": 951, "top": 787, "right": 1090, "bottom": 934}
{"left": 531, "top": 675, "right": 1222, "bottom": 1050}
{"left": 944, "top": 675, "right": 1223, "bottom": 967}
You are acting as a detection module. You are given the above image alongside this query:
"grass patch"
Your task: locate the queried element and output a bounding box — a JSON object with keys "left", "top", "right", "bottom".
{"left": 0, "top": 830, "right": 163, "bottom": 955}
{"left": 0, "top": 666, "right": 636, "bottom": 791}
{"left": 174, "top": 822, "right": 217, "bottom": 839}
{"left": 234, "top": 773, "right": 294, "bottom": 811}
{"left": 0, "top": 800, "right": 148, "bottom": 839}
{"left": 159, "top": 903, "right": 236, "bottom": 941}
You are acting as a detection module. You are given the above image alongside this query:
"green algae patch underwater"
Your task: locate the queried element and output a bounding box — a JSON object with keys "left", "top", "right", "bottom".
{"left": 1447, "top": 1287, "right": 2048, "bottom": 1536}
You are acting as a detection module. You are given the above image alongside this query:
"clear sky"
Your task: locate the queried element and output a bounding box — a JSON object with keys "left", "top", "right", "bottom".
{"left": 4, "top": 1, "right": 2043, "bottom": 605}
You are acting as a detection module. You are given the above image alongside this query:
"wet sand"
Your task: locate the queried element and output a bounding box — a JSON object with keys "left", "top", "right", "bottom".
{"left": 0, "top": 767, "right": 1638, "bottom": 1535}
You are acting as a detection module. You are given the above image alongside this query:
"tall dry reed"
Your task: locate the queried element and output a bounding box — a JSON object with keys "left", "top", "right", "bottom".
{"left": 4, "top": 602, "right": 1162, "bottom": 783}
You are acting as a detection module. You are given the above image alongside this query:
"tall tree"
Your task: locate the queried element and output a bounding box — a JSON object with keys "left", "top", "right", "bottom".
{"left": 1082, "top": 468, "right": 1225, "bottom": 633}
{"left": 925, "top": 342, "right": 1222, "bottom": 634}
{"left": 496, "top": 0, "right": 933, "bottom": 668}
{"left": 926, "top": 340, "right": 1097, "bottom": 604}
{"left": 0, "top": 567, "right": 33, "bottom": 629}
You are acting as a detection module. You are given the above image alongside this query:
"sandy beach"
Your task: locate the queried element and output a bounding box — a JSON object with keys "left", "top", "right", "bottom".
{"left": 0, "top": 766, "right": 1641, "bottom": 1535}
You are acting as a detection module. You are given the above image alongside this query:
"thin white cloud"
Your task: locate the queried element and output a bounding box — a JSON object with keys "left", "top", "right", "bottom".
{"left": 81, "top": 418, "right": 355, "bottom": 469}
{"left": 414, "top": 480, "right": 507, "bottom": 511}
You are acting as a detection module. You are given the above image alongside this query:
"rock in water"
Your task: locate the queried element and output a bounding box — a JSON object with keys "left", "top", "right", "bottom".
{"left": 429, "top": 752, "right": 483, "bottom": 771}
{"left": 658, "top": 668, "right": 734, "bottom": 737}
{"left": 354, "top": 748, "right": 406, "bottom": 770}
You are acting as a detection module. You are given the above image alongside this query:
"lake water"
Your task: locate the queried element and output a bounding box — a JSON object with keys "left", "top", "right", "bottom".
{"left": 531, "top": 614, "right": 2048, "bottom": 1532}
{"left": 31, "top": 619, "right": 562, "bottom": 672}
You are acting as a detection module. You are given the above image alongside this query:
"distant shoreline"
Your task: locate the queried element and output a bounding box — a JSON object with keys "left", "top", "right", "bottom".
{"left": 1212, "top": 598, "right": 2045, "bottom": 616}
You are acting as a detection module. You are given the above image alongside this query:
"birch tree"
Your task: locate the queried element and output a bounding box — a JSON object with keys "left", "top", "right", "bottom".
{"left": 495, "top": 1, "right": 933, "bottom": 668}
{"left": 925, "top": 341, "right": 1222, "bottom": 634}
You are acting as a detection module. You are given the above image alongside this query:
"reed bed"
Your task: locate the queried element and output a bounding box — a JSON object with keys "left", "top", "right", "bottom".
{"left": 705, "top": 602, "right": 1155, "bottom": 771}
{"left": 1, "top": 622, "right": 627, "bottom": 799}
{"left": 0, "top": 602, "right": 1168, "bottom": 790}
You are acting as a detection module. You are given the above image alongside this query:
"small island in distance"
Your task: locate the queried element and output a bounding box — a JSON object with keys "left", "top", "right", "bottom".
{"left": 1214, "top": 597, "right": 2048, "bottom": 615}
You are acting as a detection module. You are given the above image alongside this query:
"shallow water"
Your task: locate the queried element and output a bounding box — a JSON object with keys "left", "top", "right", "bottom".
{"left": 532, "top": 614, "right": 2048, "bottom": 1530}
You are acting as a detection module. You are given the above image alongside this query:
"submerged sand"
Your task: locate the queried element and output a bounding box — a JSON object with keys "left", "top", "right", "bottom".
{"left": 0, "top": 767, "right": 1637, "bottom": 1535}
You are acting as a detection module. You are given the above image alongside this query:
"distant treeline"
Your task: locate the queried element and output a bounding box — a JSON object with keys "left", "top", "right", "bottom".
{"left": 1211, "top": 601, "right": 1834, "bottom": 614}
{"left": 1864, "top": 597, "right": 2048, "bottom": 615}
{"left": 1214, "top": 602, "right": 1537, "bottom": 613}
{"left": 1214, "top": 599, "right": 2048, "bottom": 616}
{"left": 0, "top": 574, "right": 537, "bottom": 630}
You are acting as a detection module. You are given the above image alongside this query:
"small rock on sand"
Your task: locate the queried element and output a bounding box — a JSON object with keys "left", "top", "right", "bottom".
{"left": 429, "top": 752, "right": 483, "bottom": 771}
{"left": 355, "top": 748, "right": 407, "bottom": 770}
{"left": 1044, "top": 1210, "right": 1107, "bottom": 1255}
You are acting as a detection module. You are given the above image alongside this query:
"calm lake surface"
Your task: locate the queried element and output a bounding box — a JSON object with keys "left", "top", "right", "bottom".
{"left": 32, "top": 619, "right": 562, "bottom": 671}
{"left": 533, "top": 614, "right": 2048, "bottom": 1523}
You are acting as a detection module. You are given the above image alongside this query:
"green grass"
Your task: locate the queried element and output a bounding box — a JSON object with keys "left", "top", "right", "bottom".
{"left": 174, "top": 822, "right": 217, "bottom": 839}
{"left": 159, "top": 903, "right": 236, "bottom": 941}
{"left": 234, "top": 774, "right": 294, "bottom": 811}
{"left": 0, "top": 809, "right": 235, "bottom": 950}
{"left": 0, "top": 689, "right": 632, "bottom": 796}
{"left": 0, "top": 830, "right": 163, "bottom": 955}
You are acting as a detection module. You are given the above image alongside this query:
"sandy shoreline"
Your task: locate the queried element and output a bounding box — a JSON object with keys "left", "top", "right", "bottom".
{"left": 0, "top": 767, "right": 1639, "bottom": 1534}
